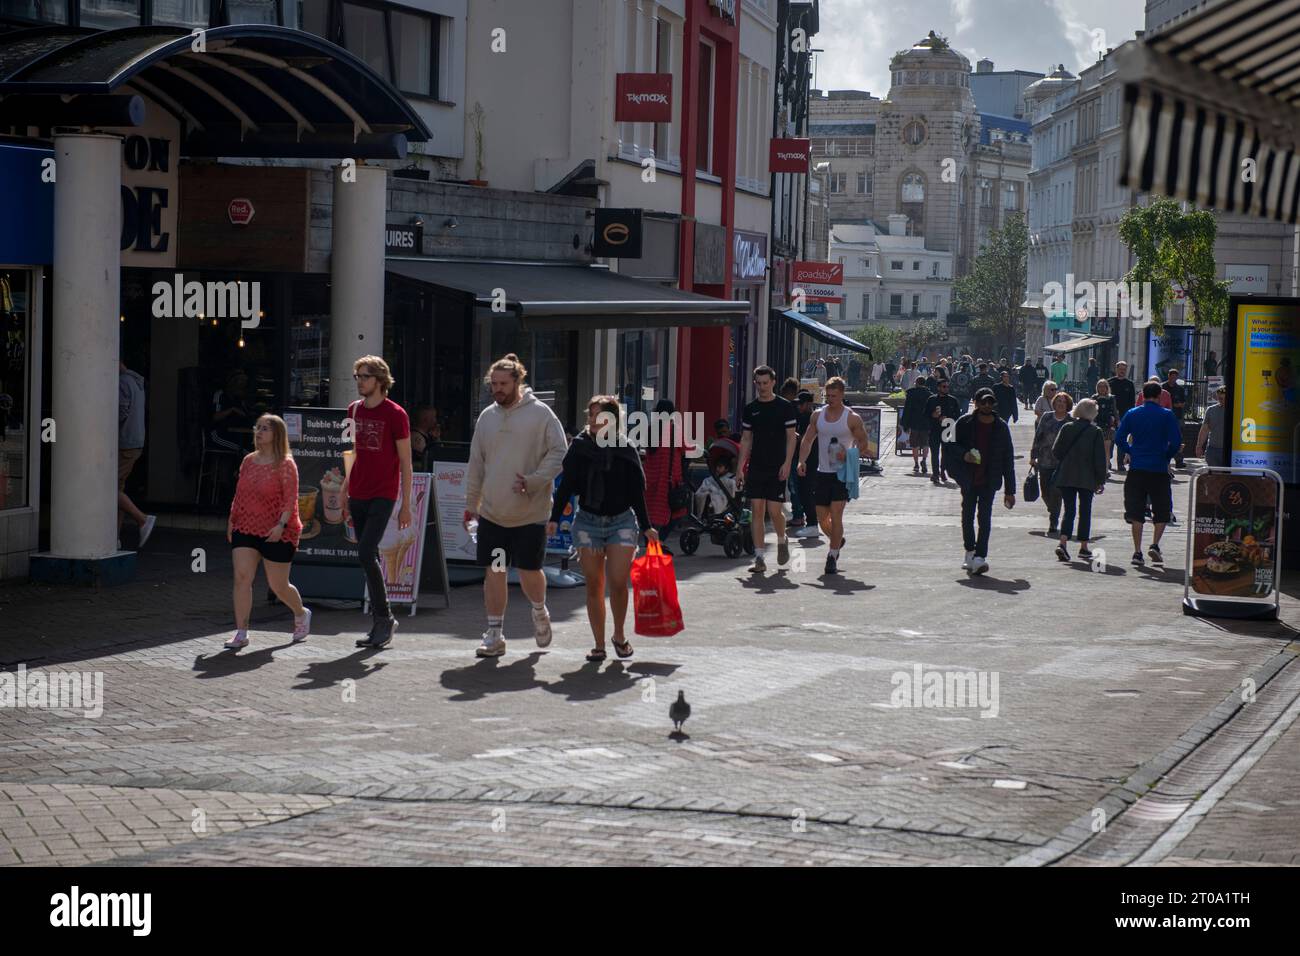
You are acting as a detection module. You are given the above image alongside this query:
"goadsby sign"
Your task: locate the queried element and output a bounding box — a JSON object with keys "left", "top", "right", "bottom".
{"left": 770, "top": 138, "right": 811, "bottom": 173}
{"left": 792, "top": 261, "right": 843, "bottom": 303}
{"left": 615, "top": 73, "right": 673, "bottom": 124}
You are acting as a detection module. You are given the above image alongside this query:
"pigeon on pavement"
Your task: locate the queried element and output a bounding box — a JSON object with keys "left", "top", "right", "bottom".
{"left": 669, "top": 690, "right": 691, "bottom": 732}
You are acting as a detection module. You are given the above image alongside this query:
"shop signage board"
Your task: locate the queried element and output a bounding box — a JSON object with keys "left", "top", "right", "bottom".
{"left": 769, "top": 138, "right": 811, "bottom": 173}
{"left": 895, "top": 419, "right": 914, "bottom": 455}
{"left": 109, "top": 102, "right": 179, "bottom": 267}
{"left": 384, "top": 222, "right": 422, "bottom": 254}
{"left": 733, "top": 231, "right": 767, "bottom": 283}
{"left": 614, "top": 73, "right": 673, "bottom": 123}
{"left": 284, "top": 407, "right": 449, "bottom": 608}
{"left": 1226, "top": 264, "right": 1268, "bottom": 295}
{"left": 227, "top": 198, "right": 255, "bottom": 226}
{"left": 792, "top": 261, "right": 843, "bottom": 303}
{"left": 432, "top": 460, "right": 480, "bottom": 563}
{"left": 1183, "top": 468, "right": 1282, "bottom": 620}
{"left": 849, "top": 406, "right": 882, "bottom": 463}
{"left": 1148, "top": 324, "right": 1193, "bottom": 380}
{"left": 593, "top": 208, "right": 644, "bottom": 258}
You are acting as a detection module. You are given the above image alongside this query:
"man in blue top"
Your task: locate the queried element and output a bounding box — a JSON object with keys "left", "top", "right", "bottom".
{"left": 1116, "top": 381, "right": 1183, "bottom": 568}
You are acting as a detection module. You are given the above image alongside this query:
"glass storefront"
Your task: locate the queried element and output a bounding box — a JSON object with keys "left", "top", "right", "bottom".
{"left": 0, "top": 269, "right": 30, "bottom": 511}
{"left": 471, "top": 306, "right": 577, "bottom": 434}
{"left": 616, "top": 328, "right": 670, "bottom": 416}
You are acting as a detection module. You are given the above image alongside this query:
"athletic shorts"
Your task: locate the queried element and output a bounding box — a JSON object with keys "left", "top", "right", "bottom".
{"left": 118, "top": 447, "right": 143, "bottom": 493}
{"left": 744, "top": 470, "right": 786, "bottom": 503}
{"left": 1123, "top": 469, "right": 1173, "bottom": 524}
{"left": 231, "top": 530, "right": 296, "bottom": 563}
{"left": 571, "top": 509, "right": 640, "bottom": 550}
{"left": 813, "top": 471, "right": 850, "bottom": 506}
{"left": 476, "top": 517, "right": 547, "bottom": 570}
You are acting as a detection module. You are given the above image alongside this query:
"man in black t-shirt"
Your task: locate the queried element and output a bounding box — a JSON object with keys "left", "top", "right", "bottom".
{"left": 738, "top": 365, "right": 798, "bottom": 573}
{"left": 1107, "top": 361, "right": 1137, "bottom": 471}
{"left": 1163, "top": 367, "right": 1188, "bottom": 468}
{"left": 923, "top": 378, "right": 962, "bottom": 485}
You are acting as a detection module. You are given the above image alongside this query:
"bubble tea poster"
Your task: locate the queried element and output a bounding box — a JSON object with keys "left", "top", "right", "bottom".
{"left": 284, "top": 408, "right": 358, "bottom": 565}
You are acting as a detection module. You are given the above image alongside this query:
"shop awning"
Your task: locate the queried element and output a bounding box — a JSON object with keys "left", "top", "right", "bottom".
{"left": 774, "top": 309, "right": 871, "bottom": 355}
{"left": 387, "top": 258, "right": 751, "bottom": 330}
{"left": 1043, "top": 334, "right": 1112, "bottom": 355}
{"left": 1117, "top": 0, "right": 1300, "bottom": 223}
{"left": 0, "top": 24, "right": 430, "bottom": 158}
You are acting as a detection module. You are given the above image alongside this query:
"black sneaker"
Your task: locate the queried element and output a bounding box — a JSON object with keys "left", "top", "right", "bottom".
{"left": 1055, "top": 544, "right": 1070, "bottom": 562}
{"left": 361, "top": 617, "right": 398, "bottom": 649}
{"left": 777, "top": 539, "right": 790, "bottom": 567}
{"left": 824, "top": 553, "right": 838, "bottom": 575}
{"left": 1131, "top": 551, "right": 1145, "bottom": 567}
{"left": 1148, "top": 544, "right": 1163, "bottom": 564}
{"left": 1047, "top": 525, "right": 1059, "bottom": 536}
{"left": 355, "top": 622, "right": 378, "bottom": 648}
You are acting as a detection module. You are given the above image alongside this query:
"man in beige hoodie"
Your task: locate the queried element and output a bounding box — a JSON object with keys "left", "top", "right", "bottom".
{"left": 464, "top": 353, "right": 568, "bottom": 658}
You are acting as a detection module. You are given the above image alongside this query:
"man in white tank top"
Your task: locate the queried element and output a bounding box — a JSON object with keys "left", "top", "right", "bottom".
{"left": 795, "top": 377, "right": 870, "bottom": 575}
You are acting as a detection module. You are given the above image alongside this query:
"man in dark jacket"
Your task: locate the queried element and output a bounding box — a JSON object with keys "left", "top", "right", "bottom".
{"left": 971, "top": 363, "right": 998, "bottom": 397}
{"left": 943, "top": 387, "right": 1016, "bottom": 575}
{"left": 900, "top": 377, "right": 934, "bottom": 475}
{"left": 1018, "top": 361, "right": 1039, "bottom": 410}
{"left": 1107, "top": 361, "right": 1137, "bottom": 471}
{"left": 993, "top": 370, "right": 1019, "bottom": 423}
{"left": 1162, "top": 367, "right": 1188, "bottom": 467}
{"left": 923, "top": 378, "right": 962, "bottom": 485}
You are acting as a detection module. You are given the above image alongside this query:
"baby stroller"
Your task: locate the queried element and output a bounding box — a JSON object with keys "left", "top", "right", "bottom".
{"left": 679, "top": 438, "right": 754, "bottom": 558}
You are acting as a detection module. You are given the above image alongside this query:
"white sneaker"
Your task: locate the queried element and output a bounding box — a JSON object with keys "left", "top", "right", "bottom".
{"left": 531, "top": 606, "right": 552, "bottom": 648}
{"left": 795, "top": 526, "right": 821, "bottom": 539}
{"left": 970, "top": 556, "right": 989, "bottom": 576}
{"left": 224, "top": 632, "right": 249, "bottom": 650}
{"left": 292, "top": 607, "right": 312, "bottom": 643}
{"left": 476, "top": 630, "right": 506, "bottom": 657}
{"left": 962, "top": 550, "right": 974, "bottom": 570}
{"left": 138, "top": 515, "right": 157, "bottom": 548}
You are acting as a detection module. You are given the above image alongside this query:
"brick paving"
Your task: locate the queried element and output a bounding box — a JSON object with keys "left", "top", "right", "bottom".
{"left": 2, "top": 412, "right": 1299, "bottom": 865}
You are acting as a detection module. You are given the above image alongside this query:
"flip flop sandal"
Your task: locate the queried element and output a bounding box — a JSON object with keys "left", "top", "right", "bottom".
{"left": 586, "top": 648, "right": 607, "bottom": 662}
{"left": 612, "top": 638, "right": 634, "bottom": 659}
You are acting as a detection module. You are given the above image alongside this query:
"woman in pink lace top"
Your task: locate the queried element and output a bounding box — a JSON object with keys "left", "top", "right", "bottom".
{"left": 223, "top": 414, "right": 311, "bottom": 650}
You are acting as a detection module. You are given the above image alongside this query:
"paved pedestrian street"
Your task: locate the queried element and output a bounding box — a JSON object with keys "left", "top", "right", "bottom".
{"left": 3, "top": 417, "right": 1299, "bottom": 867}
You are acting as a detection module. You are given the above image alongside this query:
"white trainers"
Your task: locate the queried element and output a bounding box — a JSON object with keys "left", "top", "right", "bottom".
{"left": 224, "top": 632, "right": 249, "bottom": 650}
{"left": 531, "top": 606, "right": 552, "bottom": 648}
{"left": 962, "top": 550, "right": 974, "bottom": 570}
{"left": 476, "top": 630, "right": 506, "bottom": 657}
{"left": 970, "top": 556, "right": 989, "bottom": 576}
{"left": 138, "top": 515, "right": 157, "bottom": 548}
{"left": 794, "top": 526, "right": 821, "bottom": 539}
{"left": 292, "top": 607, "right": 312, "bottom": 643}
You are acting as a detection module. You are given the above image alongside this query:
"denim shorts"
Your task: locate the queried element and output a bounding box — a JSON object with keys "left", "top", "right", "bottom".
{"left": 571, "top": 509, "right": 641, "bottom": 550}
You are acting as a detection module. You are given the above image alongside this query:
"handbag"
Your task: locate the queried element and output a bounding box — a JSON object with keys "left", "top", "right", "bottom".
{"left": 631, "top": 540, "right": 684, "bottom": 637}
{"left": 1023, "top": 468, "right": 1040, "bottom": 503}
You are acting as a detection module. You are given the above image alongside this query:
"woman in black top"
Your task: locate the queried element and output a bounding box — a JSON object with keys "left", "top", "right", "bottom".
{"left": 549, "top": 395, "right": 657, "bottom": 662}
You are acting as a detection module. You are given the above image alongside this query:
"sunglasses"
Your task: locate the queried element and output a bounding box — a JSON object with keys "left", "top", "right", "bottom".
{"left": 977, "top": 397, "right": 995, "bottom": 404}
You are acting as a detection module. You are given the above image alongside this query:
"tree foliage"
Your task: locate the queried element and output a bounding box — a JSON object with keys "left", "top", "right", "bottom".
{"left": 1118, "top": 198, "right": 1230, "bottom": 333}
{"left": 853, "top": 323, "right": 899, "bottom": 361}
{"left": 953, "top": 213, "right": 1028, "bottom": 356}
{"left": 904, "top": 318, "right": 945, "bottom": 355}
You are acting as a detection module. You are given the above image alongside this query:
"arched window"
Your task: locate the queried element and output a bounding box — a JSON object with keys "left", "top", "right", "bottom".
{"left": 902, "top": 172, "right": 925, "bottom": 203}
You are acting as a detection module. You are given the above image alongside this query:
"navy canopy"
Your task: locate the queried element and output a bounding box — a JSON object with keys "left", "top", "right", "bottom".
{"left": 775, "top": 308, "right": 871, "bottom": 355}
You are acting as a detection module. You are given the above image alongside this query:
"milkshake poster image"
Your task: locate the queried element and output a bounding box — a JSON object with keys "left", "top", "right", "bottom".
{"left": 1231, "top": 302, "right": 1300, "bottom": 480}
{"left": 285, "top": 408, "right": 359, "bottom": 565}
{"left": 379, "top": 473, "right": 431, "bottom": 605}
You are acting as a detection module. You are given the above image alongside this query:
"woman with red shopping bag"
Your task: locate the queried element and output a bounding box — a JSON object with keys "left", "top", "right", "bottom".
{"left": 548, "top": 396, "right": 657, "bottom": 662}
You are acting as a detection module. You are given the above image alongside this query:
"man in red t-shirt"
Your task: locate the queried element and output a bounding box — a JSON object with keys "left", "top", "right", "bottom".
{"left": 345, "top": 355, "right": 412, "bottom": 649}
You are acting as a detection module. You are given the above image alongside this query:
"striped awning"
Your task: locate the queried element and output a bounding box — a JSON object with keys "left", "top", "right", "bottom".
{"left": 1118, "top": 0, "right": 1300, "bottom": 223}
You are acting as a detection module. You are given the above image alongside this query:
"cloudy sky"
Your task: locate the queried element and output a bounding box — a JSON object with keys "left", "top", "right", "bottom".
{"left": 815, "top": 0, "right": 1148, "bottom": 95}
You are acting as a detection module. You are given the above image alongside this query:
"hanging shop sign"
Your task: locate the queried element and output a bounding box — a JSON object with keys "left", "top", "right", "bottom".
{"left": 594, "top": 207, "right": 644, "bottom": 258}
{"left": 384, "top": 222, "right": 422, "bottom": 254}
{"left": 769, "top": 138, "right": 811, "bottom": 173}
{"left": 792, "top": 261, "right": 843, "bottom": 303}
{"left": 615, "top": 73, "right": 673, "bottom": 123}
{"left": 733, "top": 231, "right": 767, "bottom": 284}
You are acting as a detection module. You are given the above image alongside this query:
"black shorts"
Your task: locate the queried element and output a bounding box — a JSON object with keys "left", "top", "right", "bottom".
{"left": 1123, "top": 469, "right": 1173, "bottom": 524}
{"left": 231, "top": 531, "right": 296, "bottom": 563}
{"left": 476, "top": 517, "right": 547, "bottom": 571}
{"left": 813, "top": 471, "right": 850, "bottom": 506}
{"left": 744, "top": 470, "right": 786, "bottom": 503}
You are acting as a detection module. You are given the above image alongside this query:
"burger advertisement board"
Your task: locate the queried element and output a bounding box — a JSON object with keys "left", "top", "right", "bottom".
{"left": 1188, "top": 472, "right": 1280, "bottom": 605}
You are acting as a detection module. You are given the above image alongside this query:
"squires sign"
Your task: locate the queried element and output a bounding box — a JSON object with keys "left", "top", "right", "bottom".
{"left": 615, "top": 73, "right": 673, "bottom": 123}
{"left": 109, "top": 103, "right": 180, "bottom": 268}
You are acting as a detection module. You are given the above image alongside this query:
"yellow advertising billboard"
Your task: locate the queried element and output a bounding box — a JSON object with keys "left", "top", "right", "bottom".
{"left": 1230, "top": 298, "right": 1300, "bottom": 482}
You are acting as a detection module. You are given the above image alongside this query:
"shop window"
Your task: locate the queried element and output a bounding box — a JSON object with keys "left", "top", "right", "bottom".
{"left": 392, "top": 8, "right": 435, "bottom": 97}
{"left": 342, "top": 2, "right": 390, "bottom": 79}
{"left": 617, "top": 328, "right": 670, "bottom": 419}
{"left": 0, "top": 271, "right": 30, "bottom": 511}
{"left": 153, "top": 0, "right": 209, "bottom": 27}
{"left": 79, "top": 0, "right": 140, "bottom": 29}
{"left": 889, "top": 294, "right": 902, "bottom": 315}
{"left": 696, "top": 40, "right": 715, "bottom": 174}
{"left": 472, "top": 312, "right": 575, "bottom": 434}
{"left": 223, "top": 0, "right": 278, "bottom": 26}
{"left": 890, "top": 260, "right": 903, "bottom": 271}
{"left": 1, "top": 0, "right": 68, "bottom": 22}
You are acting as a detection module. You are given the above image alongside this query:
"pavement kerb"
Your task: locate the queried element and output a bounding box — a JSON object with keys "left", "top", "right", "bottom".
{"left": 1007, "top": 639, "right": 1300, "bottom": 867}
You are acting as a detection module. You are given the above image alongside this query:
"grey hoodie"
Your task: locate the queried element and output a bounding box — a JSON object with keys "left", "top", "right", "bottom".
{"left": 119, "top": 369, "right": 147, "bottom": 450}
{"left": 465, "top": 387, "right": 567, "bottom": 527}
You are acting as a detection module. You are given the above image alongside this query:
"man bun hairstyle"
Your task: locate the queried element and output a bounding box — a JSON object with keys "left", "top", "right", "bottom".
{"left": 486, "top": 352, "right": 528, "bottom": 386}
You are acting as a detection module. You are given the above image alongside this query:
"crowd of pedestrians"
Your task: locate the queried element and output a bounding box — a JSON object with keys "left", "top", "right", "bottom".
{"left": 208, "top": 344, "right": 1214, "bottom": 657}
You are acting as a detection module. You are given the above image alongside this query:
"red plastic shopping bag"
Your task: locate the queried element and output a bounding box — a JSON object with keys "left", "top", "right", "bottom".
{"left": 631, "top": 540, "right": 684, "bottom": 637}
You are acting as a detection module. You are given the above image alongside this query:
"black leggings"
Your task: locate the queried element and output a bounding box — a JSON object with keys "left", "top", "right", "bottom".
{"left": 349, "top": 497, "right": 396, "bottom": 622}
